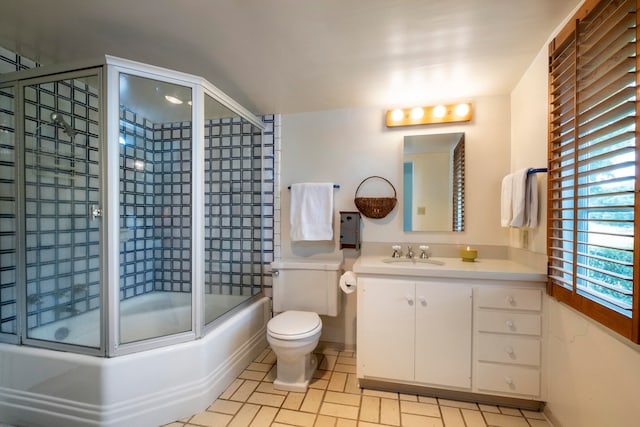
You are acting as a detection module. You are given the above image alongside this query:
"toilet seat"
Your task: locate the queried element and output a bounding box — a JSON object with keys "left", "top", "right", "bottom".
{"left": 268, "top": 310, "right": 322, "bottom": 340}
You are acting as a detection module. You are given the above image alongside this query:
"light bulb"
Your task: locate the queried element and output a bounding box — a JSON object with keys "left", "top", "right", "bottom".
{"left": 432, "top": 105, "right": 446, "bottom": 118}
{"left": 455, "top": 103, "right": 470, "bottom": 117}
{"left": 410, "top": 107, "right": 424, "bottom": 120}
{"left": 391, "top": 109, "right": 404, "bottom": 121}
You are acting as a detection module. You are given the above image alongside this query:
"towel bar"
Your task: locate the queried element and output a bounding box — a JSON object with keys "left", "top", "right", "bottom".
{"left": 287, "top": 184, "right": 340, "bottom": 189}
{"left": 527, "top": 168, "right": 547, "bottom": 175}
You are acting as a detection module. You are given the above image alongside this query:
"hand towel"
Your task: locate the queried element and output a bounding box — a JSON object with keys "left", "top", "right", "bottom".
{"left": 290, "top": 183, "right": 334, "bottom": 241}
{"left": 510, "top": 168, "right": 529, "bottom": 227}
{"left": 500, "top": 174, "right": 513, "bottom": 227}
{"left": 525, "top": 172, "right": 538, "bottom": 228}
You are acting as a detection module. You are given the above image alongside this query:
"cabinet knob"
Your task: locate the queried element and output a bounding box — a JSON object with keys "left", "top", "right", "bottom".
{"left": 506, "top": 295, "right": 516, "bottom": 306}
{"left": 505, "top": 320, "right": 515, "bottom": 330}
{"left": 504, "top": 346, "right": 515, "bottom": 357}
{"left": 418, "top": 296, "right": 427, "bottom": 306}
{"left": 406, "top": 295, "right": 414, "bottom": 305}
{"left": 505, "top": 377, "right": 514, "bottom": 386}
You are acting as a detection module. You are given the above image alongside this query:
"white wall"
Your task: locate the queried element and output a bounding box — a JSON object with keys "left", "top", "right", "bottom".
{"left": 280, "top": 95, "right": 512, "bottom": 260}
{"left": 510, "top": 3, "right": 640, "bottom": 426}
{"left": 279, "top": 96, "right": 512, "bottom": 346}
{"left": 510, "top": 45, "right": 549, "bottom": 254}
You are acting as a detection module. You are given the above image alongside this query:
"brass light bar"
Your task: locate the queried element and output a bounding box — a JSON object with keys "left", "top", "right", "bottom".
{"left": 385, "top": 102, "right": 473, "bottom": 127}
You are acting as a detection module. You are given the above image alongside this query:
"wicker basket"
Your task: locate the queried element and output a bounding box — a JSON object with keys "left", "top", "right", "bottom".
{"left": 354, "top": 176, "right": 397, "bottom": 219}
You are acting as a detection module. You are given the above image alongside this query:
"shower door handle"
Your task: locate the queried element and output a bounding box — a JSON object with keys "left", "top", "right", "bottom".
{"left": 90, "top": 205, "right": 103, "bottom": 221}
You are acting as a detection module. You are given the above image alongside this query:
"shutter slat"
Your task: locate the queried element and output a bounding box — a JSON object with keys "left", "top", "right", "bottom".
{"left": 578, "top": 69, "right": 635, "bottom": 111}
{"left": 578, "top": 86, "right": 635, "bottom": 126}
{"left": 578, "top": 100, "right": 635, "bottom": 137}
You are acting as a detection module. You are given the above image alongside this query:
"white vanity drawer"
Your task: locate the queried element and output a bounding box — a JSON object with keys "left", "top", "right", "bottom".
{"left": 477, "top": 310, "right": 541, "bottom": 336}
{"left": 475, "top": 287, "right": 542, "bottom": 311}
{"left": 475, "top": 362, "right": 540, "bottom": 397}
{"left": 476, "top": 333, "right": 541, "bottom": 366}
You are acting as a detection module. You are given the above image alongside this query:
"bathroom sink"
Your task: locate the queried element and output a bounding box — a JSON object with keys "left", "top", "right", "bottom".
{"left": 382, "top": 258, "right": 445, "bottom": 266}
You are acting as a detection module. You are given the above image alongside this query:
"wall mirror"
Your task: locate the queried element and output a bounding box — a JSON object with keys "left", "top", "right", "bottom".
{"left": 403, "top": 132, "right": 465, "bottom": 232}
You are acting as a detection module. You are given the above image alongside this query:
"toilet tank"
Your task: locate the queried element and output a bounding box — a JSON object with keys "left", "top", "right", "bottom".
{"left": 271, "top": 259, "right": 343, "bottom": 316}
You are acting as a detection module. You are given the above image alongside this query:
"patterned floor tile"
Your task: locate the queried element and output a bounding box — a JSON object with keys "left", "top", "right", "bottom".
{"left": 163, "top": 346, "right": 549, "bottom": 427}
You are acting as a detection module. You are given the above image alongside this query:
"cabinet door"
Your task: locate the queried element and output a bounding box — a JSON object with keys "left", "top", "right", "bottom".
{"left": 357, "top": 277, "right": 415, "bottom": 381}
{"left": 414, "top": 282, "right": 472, "bottom": 389}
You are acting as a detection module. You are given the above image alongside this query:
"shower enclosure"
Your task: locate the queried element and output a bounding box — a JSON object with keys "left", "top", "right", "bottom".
{"left": 0, "top": 56, "right": 265, "bottom": 357}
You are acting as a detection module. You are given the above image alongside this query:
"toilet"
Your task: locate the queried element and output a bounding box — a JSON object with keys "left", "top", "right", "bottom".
{"left": 267, "top": 259, "right": 342, "bottom": 392}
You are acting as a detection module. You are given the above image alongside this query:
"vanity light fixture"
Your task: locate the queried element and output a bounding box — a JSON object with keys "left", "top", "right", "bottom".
{"left": 385, "top": 102, "right": 473, "bottom": 127}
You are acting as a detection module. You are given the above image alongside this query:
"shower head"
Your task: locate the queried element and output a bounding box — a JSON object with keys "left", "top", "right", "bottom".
{"left": 50, "top": 112, "right": 76, "bottom": 136}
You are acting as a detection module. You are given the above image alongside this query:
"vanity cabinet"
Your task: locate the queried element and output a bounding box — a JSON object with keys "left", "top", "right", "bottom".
{"left": 473, "top": 286, "right": 543, "bottom": 398}
{"left": 354, "top": 255, "right": 547, "bottom": 404}
{"left": 357, "top": 277, "right": 472, "bottom": 389}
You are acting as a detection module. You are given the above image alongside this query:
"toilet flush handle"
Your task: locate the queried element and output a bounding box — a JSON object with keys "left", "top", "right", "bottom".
{"left": 272, "top": 270, "right": 279, "bottom": 277}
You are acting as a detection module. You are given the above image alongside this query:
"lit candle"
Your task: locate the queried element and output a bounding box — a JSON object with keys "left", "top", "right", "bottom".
{"left": 460, "top": 246, "right": 478, "bottom": 262}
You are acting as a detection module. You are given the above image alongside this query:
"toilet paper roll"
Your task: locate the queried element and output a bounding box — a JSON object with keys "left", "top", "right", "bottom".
{"left": 339, "top": 271, "right": 358, "bottom": 294}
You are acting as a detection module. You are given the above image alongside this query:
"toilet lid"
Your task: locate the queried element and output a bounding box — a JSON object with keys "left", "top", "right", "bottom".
{"left": 268, "top": 311, "right": 322, "bottom": 340}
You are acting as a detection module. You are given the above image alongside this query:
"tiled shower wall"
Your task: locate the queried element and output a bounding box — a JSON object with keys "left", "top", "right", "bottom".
{"left": 23, "top": 76, "right": 102, "bottom": 330}
{"left": 119, "top": 109, "right": 196, "bottom": 298}
{"left": 119, "top": 108, "right": 159, "bottom": 298}
{"left": 120, "top": 112, "right": 269, "bottom": 299}
{"left": 0, "top": 46, "right": 278, "bottom": 335}
{"left": 0, "top": 47, "right": 25, "bottom": 333}
{"left": 204, "top": 118, "right": 264, "bottom": 296}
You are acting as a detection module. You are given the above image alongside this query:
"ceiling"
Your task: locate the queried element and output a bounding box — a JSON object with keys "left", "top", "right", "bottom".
{"left": 0, "top": 0, "right": 580, "bottom": 115}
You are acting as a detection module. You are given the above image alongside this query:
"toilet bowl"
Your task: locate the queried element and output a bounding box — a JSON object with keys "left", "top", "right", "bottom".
{"left": 267, "top": 310, "right": 322, "bottom": 392}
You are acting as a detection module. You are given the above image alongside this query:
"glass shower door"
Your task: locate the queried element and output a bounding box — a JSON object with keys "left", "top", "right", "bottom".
{"left": 23, "top": 71, "right": 103, "bottom": 349}
{"left": 118, "top": 72, "right": 193, "bottom": 344}
{"left": 203, "top": 93, "right": 262, "bottom": 327}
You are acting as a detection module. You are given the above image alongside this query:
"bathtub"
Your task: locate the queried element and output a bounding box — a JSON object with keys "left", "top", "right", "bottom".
{"left": 28, "top": 292, "right": 252, "bottom": 346}
{"left": 0, "top": 296, "right": 270, "bottom": 427}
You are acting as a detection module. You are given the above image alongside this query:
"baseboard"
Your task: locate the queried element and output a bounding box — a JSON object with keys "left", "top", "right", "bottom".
{"left": 359, "top": 379, "right": 545, "bottom": 412}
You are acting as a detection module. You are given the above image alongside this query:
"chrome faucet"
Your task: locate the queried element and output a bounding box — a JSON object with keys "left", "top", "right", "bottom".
{"left": 406, "top": 246, "right": 414, "bottom": 259}
{"left": 391, "top": 245, "right": 402, "bottom": 258}
{"left": 419, "top": 245, "right": 430, "bottom": 259}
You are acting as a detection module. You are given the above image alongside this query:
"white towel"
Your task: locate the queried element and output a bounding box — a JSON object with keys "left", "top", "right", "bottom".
{"left": 290, "top": 183, "right": 334, "bottom": 241}
{"left": 502, "top": 168, "right": 539, "bottom": 228}
{"left": 500, "top": 174, "right": 513, "bottom": 227}
{"left": 510, "top": 168, "right": 529, "bottom": 227}
{"left": 525, "top": 173, "right": 538, "bottom": 228}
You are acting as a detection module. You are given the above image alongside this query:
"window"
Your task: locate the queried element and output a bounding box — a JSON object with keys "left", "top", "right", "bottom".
{"left": 452, "top": 135, "right": 465, "bottom": 232}
{"left": 547, "top": 0, "right": 639, "bottom": 342}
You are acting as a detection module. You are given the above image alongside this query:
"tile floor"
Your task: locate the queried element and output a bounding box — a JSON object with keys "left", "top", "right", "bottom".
{"left": 163, "top": 346, "right": 552, "bottom": 427}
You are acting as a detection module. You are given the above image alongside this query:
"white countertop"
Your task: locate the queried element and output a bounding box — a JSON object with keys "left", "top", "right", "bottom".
{"left": 352, "top": 255, "right": 547, "bottom": 282}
